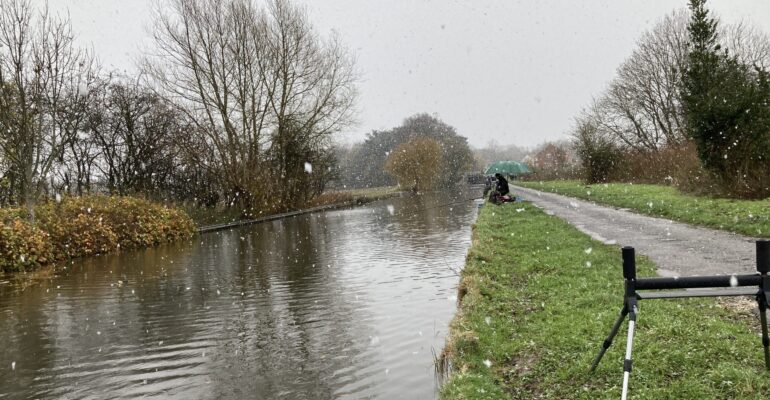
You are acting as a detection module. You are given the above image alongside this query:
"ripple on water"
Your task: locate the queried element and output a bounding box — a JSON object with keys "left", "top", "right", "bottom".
{"left": 0, "top": 192, "right": 480, "bottom": 399}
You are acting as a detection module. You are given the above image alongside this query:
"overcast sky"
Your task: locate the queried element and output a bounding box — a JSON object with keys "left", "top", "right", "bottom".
{"left": 36, "top": 0, "right": 770, "bottom": 148}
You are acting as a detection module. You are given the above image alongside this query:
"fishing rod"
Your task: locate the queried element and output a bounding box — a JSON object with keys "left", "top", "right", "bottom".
{"left": 394, "top": 195, "right": 486, "bottom": 213}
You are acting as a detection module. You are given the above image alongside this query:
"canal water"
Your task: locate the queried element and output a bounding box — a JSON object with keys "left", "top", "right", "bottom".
{"left": 0, "top": 190, "right": 480, "bottom": 399}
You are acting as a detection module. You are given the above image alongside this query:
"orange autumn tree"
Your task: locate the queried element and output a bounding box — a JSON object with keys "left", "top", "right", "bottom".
{"left": 385, "top": 137, "right": 443, "bottom": 192}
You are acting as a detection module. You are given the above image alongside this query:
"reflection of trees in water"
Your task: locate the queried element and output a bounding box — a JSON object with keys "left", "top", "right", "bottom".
{"left": 0, "top": 191, "right": 478, "bottom": 398}
{"left": 385, "top": 189, "right": 481, "bottom": 243}
{"left": 0, "top": 242, "right": 217, "bottom": 398}
{"left": 0, "top": 286, "right": 56, "bottom": 398}
{"left": 200, "top": 214, "right": 374, "bottom": 398}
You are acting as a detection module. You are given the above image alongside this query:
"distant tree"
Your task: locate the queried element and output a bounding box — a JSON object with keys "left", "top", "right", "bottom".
{"left": 680, "top": 0, "right": 770, "bottom": 198}
{"left": 392, "top": 114, "right": 474, "bottom": 187}
{"left": 472, "top": 139, "right": 529, "bottom": 169}
{"left": 385, "top": 137, "right": 442, "bottom": 192}
{"left": 343, "top": 114, "right": 473, "bottom": 188}
{"left": 533, "top": 143, "right": 569, "bottom": 172}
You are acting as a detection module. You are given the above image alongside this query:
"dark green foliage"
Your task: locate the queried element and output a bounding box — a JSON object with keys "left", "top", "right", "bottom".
{"left": 268, "top": 118, "right": 339, "bottom": 210}
{"left": 680, "top": 0, "right": 770, "bottom": 198}
{"left": 339, "top": 114, "right": 474, "bottom": 188}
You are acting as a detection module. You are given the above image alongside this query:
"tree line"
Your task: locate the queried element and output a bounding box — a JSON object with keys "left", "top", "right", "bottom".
{"left": 0, "top": 0, "right": 356, "bottom": 220}
{"left": 334, "top": 113, "right": 475, "bottom": 191}
{"left": 568, "top": 0, "right": 770, "bottom": 198}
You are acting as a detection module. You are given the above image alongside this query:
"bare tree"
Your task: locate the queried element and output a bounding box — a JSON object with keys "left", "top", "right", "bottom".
{"left": 145, "top": 0, "right": 356, "bottom": 210}
{"left": 722, "top": 21, "right": 770, "bottom": 70}
{"left": 593, "top": 10, "right": 689, "bottom": 152}
{"left": 84, "top": 77, "right": 188, "bottom": 197}
{"left": 0, "top": 0, "right": 95, "bottom": 220}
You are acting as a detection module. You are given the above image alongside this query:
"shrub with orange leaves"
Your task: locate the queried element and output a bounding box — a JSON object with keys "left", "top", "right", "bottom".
{"left": 0, "top": 219, "right": 54, "bottom": 272}
{"left": 0, "top": 195, "right": 196, "bottom": 273}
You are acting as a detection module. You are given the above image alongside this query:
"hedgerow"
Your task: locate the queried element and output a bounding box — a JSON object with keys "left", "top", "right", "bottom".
{"left": 0, "top": 195, "right": 196, "bottom": 272}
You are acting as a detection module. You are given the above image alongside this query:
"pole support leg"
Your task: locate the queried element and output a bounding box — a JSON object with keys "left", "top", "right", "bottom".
{"left": 758, "top": 296, "right": 770, "bottom": 371}
{"left": 590, "top": 305, "right": 628, "bottom": 372}
{"left": 621, "top": 301, "right": 638, "bottom": 400}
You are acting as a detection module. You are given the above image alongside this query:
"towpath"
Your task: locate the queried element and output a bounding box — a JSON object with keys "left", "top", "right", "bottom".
{"left": 513, "top": 185, "right": 759, "bottom": 277}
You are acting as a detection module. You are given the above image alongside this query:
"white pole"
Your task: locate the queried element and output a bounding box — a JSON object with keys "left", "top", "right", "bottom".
{"left": 621, "top": 306, "right": 637, "bottom": 400}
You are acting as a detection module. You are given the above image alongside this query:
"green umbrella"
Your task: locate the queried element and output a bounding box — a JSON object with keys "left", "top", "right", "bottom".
{"left": 483, "top": 160, "right": 531, "bottom": 176}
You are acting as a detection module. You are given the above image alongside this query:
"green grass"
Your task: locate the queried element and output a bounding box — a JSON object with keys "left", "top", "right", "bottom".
{"left": 441, "top": 200, "right": 770, "bottom": 399}
{"left": 517, "top": 180, "right": 770, "bottom": 237}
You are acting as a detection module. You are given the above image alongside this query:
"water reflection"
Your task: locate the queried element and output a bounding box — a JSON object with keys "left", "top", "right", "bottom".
{"left": 0, "top": 190, "right": 479, "bottom": 399}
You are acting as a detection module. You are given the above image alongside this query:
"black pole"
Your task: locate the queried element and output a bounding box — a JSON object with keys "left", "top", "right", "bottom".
{"left": 622, "top": 247, "right": 637, "bottom": 303}
{"left": 757, "top": 240, "right": 770, "bottom": 370}
{"left": 758, "top": 300, "right": 770, "bottom": 371}
{"left": 758, "top": 240, "right": 770, "bottom": 274}
{"left": 622, "top": 247, "right": 636, "bottom": 281}
{"left": 636, "top": 274, "right": 761, "bottom": 290}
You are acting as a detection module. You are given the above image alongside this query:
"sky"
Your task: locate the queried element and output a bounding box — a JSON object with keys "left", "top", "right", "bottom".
{"left": 34, "top": 0, "right": 770, "bottom": 148}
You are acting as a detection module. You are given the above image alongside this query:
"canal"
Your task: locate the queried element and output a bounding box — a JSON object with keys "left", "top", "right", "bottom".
{"left": 0, "top": 190, "right": 480, "bottom": 399}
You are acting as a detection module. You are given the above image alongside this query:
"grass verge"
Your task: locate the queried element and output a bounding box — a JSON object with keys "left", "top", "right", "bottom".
{"left": 441, "top": 199, "right": 770, "bottom": 399}
{"left": 517, "top": 180, "right": 770, "bottom": 237}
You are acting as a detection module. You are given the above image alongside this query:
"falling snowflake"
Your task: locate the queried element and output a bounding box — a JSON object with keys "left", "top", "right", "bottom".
{"left": 304, "top": 162, "right": 313, "bottom": 173}
{"left": 483, "top": 359, "right": 492, "bottom": 368}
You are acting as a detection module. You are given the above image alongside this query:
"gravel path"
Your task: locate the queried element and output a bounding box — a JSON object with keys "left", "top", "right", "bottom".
{"left": 513, "top": 185, "right": 761, "bottom": 277}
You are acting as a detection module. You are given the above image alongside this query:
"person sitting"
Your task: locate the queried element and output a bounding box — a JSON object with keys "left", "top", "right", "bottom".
{"left": 489, "top": 173, "right": 514, "bottom": 204}
{"left": 495, "top": 173, "right": 509, "bottom": 196}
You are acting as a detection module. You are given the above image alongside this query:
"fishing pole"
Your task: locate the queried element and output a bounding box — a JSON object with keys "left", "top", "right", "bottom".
{"left": 394, "top": 195, "right": 486, "bottom": 213}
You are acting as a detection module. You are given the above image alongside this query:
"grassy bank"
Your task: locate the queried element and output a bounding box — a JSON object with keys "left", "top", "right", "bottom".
{"left": 517, "top": 180, "right": 770, "bottom": 237}
{"left": 441, "top": 200, "right": 770, "bottom": 399}
{"left": 0, "top": 195, "right": 196, "bottom": 273}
